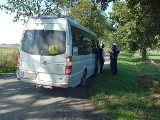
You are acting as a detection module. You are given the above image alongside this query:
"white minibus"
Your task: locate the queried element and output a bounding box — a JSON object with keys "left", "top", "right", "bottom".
{"left": 16, "top": 14, "right": 100, "bottom": 88}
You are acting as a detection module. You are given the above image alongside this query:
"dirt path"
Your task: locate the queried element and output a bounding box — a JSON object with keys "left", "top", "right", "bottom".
{"left": 0, "top": 73, "right": 112, "bottom": 120}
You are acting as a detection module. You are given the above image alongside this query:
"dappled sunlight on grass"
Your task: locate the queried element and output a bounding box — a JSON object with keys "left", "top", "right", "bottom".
{"left": 148, "top": 55, "right": 160, "bottom": 64}
{"left": 89, "top": 52, "right": 160, "bottom": 120}
{"left": 119, "top": 60, "right": 144, "bottom": 66}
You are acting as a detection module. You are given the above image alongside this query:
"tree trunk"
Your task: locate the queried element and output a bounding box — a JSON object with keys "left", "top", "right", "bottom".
{"left": 141, "top": 47, "right": 147, "bottom": 61}
{"left": 141, "top": 33, "right": 148, "bottom": 61}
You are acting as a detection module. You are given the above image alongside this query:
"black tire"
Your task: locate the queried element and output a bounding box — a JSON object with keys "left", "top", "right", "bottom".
{"left": 81, "top": 70, "right": 87, "bottom": 87}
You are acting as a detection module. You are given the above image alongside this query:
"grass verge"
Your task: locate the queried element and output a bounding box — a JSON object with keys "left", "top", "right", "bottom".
{"left": 89, "top": 53, "right": 160, "bottom": 120}
{"left": 0, "top": 47, "right": 18, "bottom": 73}
{"left": 0, "top": 66, "right": 17, "bottom": 73}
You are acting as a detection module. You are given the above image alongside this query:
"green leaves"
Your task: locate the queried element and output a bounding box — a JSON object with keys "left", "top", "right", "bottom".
{"left": 68, "top": 0, "right": 107, "bottom": 38}
{"left": 0, "top": 0, "right": 114, "bottom": 23}
{"left": 109, "top": 0, "right": 160, "bottom": 60}
{"left": 0, "top": 0, "right": 61, "bottom": 22}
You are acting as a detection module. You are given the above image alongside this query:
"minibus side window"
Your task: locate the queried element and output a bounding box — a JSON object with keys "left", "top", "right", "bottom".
{"left": 71, "top": 26, "right": 96, "bottom": 55}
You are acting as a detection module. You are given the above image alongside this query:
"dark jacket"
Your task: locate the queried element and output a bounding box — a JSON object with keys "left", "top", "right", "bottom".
{"left": 110, "top": 47, "right": 120, "bottom": 59}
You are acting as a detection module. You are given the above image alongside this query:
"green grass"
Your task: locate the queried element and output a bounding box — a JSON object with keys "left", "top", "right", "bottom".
{"left": 89, "top": 53, "right": 160, "bottom": 120}
{"left": 0, "top": 47, "right": 18, "bottom": 73}
{"left": 0, "top": 66, "right": 17, "bottom": 73}
{"left": 148, "top": 53, "right": 160, "bottom": 64}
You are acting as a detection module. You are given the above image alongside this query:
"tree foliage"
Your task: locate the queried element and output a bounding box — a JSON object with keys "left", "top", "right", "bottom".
{"left": 109, "top": 0, "right": 160, "bottom": 60}
{"left": 68, "top": 0, "right": 107, "bottom": 38}
{"left": 0, "top": 0, "right": 78, "bottom": 22}
{"left": 0, "top": 0, "right": 113, "bottom": 47}
{"left": 1, "top": 0, "right": 159, "bottom": 22}
{"left": 126, "top": 0, "right": 160, "bottom": 37}
{"left": 0, "top": 0, "right": 114, "bottom": 22}
{"left": 1, "top": 0, "right": 159, "bottom": 59}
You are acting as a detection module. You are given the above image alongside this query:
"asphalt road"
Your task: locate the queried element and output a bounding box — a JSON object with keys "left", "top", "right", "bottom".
{"left": 0, "top": 72, "right": 112, "bottom": 120}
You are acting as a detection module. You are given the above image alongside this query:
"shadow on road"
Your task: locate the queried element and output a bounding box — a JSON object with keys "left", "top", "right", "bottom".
{"left": 0, "top": 72, "right": 112, "bottom": 120}
{"left": 0, "top": 72, "right": 90, "bottom": 99}
{"left": 35, "top": 86, "right": 89, "bottom": 99}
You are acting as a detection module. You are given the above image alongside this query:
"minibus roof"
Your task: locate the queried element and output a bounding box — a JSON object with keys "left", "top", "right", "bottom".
{"left": 29, "top": 14, "right": 97, "bottom": 38}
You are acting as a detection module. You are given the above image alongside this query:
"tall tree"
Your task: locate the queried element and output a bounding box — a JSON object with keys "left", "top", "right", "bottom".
{"left": 109, "top": 0, "right": 159, "bottom": 60}
{"left": 126, "top": 0, "right": 160, "bottom": 60}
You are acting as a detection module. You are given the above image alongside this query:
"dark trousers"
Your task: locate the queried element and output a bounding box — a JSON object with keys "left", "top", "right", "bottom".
{"left": 100, "top": 59, "right": 104, "bottom": 73}
{"left": 110, "top": 58, "right": 117, "bottom": 75}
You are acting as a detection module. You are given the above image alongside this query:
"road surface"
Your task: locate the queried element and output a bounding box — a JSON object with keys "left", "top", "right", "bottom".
{"left": 0, "top": 72, "right": 112, "bottom": 120}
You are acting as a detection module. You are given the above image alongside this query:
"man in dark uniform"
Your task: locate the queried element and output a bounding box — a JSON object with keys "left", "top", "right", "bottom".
{"left": 109, "top": 43, "right": 120, "bottom": 75}
{"left": 98, "top": 44, "right": 105, "bottom": 73}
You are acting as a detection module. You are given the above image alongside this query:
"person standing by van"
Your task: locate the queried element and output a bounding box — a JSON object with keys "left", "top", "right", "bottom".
{"left": 109, "top": 43, "right": 120, "bottom": 75}
{"left": 98, "top": 44, "right": 105, "bottom": 73}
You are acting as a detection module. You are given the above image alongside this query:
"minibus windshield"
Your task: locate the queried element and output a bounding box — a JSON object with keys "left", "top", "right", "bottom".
{"left": 21, "top": 30, "right": 66, "bottom": 56}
